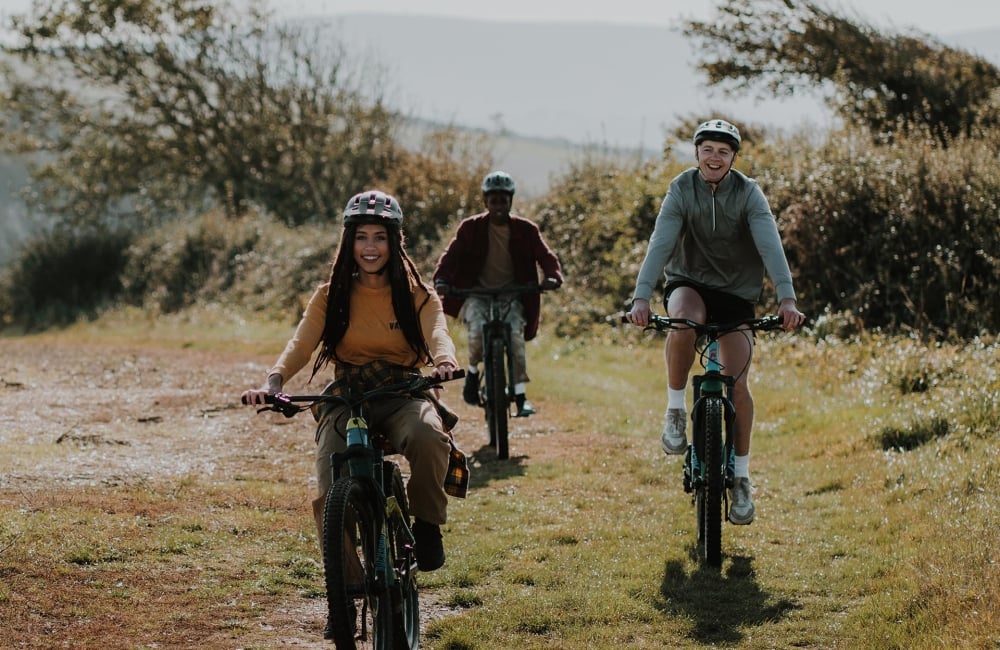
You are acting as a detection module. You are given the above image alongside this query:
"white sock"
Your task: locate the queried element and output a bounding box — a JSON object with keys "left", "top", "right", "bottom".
{"left": 733, "top": 454, "right": 750, "bottom": 479}
{"left": 467, "top": 366, "right": 478, "bottom": 375}
{"left": 667, "top": 387, "right": 686, "bottom": 410}
{"left": 514, "top": 382, "right": 527, "bottom": 395}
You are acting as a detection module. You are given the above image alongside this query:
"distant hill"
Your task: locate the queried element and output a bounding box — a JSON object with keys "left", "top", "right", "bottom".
{"left": 315, "top": 14, "right": 1000, "bottom": 192}
{"left": 316, "top": 14, "right": 830, "bottom": 152}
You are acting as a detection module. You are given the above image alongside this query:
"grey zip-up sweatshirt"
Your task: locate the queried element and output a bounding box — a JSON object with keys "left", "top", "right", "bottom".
{"left": 632, "top": 167, "right": 796, "bottom": 304}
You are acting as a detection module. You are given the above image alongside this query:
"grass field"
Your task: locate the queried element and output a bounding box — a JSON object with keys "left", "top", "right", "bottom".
{"left": 1, "top": 310, "right": 997, "bottom": 649}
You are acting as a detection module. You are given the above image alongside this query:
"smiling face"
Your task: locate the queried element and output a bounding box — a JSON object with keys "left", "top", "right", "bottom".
{"left": 484, "top": 191, "right": 512, "bottom": 223}
{"left": 695, "top": 139, "right": 737, "bottom": 186}
{"left": 353, "top": 223, "right": 390, "bottom": 283}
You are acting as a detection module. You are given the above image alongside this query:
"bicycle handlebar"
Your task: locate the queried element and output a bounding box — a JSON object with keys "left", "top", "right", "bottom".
{"left": 255, "top": 370, "right": 466, "bottom": 418}
{"left": 439, "top": 283, "right": 546, "bottom": 298}
{"left": 620, "top": 313, "right": 785, "bottom": 337}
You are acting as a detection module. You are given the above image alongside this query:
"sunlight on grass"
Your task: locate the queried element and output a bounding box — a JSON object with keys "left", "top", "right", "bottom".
{"left": 2, "top": 322, "right": 998, "bottom": 648}
{"left": 424, "top": 327, "right": 1000, "bottom": 649}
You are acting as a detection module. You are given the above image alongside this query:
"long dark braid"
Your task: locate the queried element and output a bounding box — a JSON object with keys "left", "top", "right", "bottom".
{"left": 310, "top": 222, "right": 433, "bottom": 380}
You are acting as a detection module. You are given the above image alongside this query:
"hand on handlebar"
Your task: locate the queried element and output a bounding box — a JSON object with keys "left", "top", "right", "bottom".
{"left": 241, "top": 373, "right": 283, "bottom": 406}
{"left": 241, "top": 388, "right": 273, "bottom": 406}
{"left": 626, "top": 298, "right": 651, "bottom": 328}
{"left": 431, "top": 361, "right": 460, "bottom": 381}
{"left": 777, "top": 299, "right": 806, "bottom": 331}
{"left": 541, "top": 277, "right": 560, "bottom": 290}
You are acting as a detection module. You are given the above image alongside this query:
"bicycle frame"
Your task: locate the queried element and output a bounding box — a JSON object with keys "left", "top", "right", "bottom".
{"left": 444, "top": 284, "right": 542, "bottom": 459}
{"left": 258, "top": 371, "right": 463, "bottom": 649}
{"left": 333, "top": 412, "right": 410, "bottom": 585}
{"left": 480, "top": 295, "right": 517, "bottom": 410}
{"left": 630, "top": 313, "right": 782, "bottom": 567}
{"left": 688, "top": 337, "right": 737, "bottom": 494}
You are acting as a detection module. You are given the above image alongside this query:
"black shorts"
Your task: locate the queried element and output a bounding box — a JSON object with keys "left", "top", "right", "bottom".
{"left": 663, "top": 280, "right": 755, "bottom": 324}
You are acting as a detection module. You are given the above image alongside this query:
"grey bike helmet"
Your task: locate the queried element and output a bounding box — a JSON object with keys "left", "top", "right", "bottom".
{"left": 343, "top": 190, "right": 403, "bottom": 226}
{"left": 481, "top": 170, "right": 516, "bottom": 195}
{"left": 694, "top": 119, "right": 742, "bottom": 151}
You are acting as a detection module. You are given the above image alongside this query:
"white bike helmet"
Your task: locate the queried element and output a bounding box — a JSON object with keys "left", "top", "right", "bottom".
{"left": 481, "top": 170, "right": 516, "bottom": 195}
{"left": 343, "top": 190, "right": 403, "bottom": 226}
{"left": 694, "top": 119, "right": 742, "bottom": 151}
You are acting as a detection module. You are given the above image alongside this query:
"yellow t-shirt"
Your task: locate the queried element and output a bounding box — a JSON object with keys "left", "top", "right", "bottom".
{"left": 269, "top": 280, "right": 457, "bottom": 382}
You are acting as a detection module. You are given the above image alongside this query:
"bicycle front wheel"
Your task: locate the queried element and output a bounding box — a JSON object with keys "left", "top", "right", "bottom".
{"left": 697, "top": 396, "right": 725, "bottom": 567}
{"left": 383, "top": 462, "right": 420, "bottom": 650}
{"left": 487, "top": 335, "right": 510, "bottom": 459}
{"left": 323, "top": 477, "right": 393, "bottom": 650}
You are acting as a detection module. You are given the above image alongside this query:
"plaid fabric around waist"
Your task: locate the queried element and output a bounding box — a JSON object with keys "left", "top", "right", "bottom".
{"left": 332, "top": 360, "right": 422, "bottom": 393}
{"left": 313, "top": 360, "right": 458, "bottom": 432}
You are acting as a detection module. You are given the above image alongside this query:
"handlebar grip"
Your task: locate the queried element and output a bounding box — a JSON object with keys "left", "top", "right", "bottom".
{"left": 241, "top": 393, "right": 279, "bottom": 405}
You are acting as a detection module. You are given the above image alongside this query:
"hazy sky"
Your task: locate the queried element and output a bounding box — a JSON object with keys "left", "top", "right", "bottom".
{"left": 3, "top": 0, "right": 997, "bottom": 37}
{"left": 270, "top": 0, "right": 1000, "bottom": 37}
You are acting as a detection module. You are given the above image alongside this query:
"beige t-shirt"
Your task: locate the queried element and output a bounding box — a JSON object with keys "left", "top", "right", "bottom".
{"left": 478, "top": 222, "right": 515, "bottom": 288}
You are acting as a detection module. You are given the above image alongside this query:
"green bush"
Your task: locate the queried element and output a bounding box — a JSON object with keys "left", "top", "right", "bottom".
{"left": 0, "top": 226, "right": 132, "bottom": 331}
{"left": 379, "top": 128, "right": 494, "bottom": 267}
{"left": 762, "top": 125, "right": 1000, "bottom": 338}
{"left": 121, "top": 210, "right": 334, "bottom": 318}
{"left": 531, "top": 152, "right": 686, "bottom": 336}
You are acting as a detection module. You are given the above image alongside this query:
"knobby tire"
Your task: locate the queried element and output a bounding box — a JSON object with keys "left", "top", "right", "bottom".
{"left": 699, "top": 396, "right": 725, "bottom": 566}
{"left": 323, "top": 477, "right": 393, "bottom": 650}
{"left": 383, "top": 462, "right": 420, "bottom": 650}
{"left": 489, "top": 335, "right": 509, "bottom": 459}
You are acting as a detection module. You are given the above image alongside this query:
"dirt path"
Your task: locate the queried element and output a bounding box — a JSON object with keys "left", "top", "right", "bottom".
{"left": 0, "top": 337, "right": 581, "bottom": 648}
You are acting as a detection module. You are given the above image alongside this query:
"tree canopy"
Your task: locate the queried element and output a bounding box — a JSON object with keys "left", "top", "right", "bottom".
{"left": 1, "top": 0, "right": 400, "bottom": 227}
{"left": 683, "top": 0, "right": 1000, "bottom": 142}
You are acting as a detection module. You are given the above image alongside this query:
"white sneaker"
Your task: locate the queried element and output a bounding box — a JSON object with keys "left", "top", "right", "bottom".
{"left": 729, "top": 477, "right": 755, "bottom": 525}
{"left": 661, "top": 408, "right": 687, "bottom": 455}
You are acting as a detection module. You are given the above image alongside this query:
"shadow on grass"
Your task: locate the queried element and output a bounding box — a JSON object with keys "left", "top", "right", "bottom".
{"left": 467, "top": 442, "right": 528, "bottom": 487}
{"left": 658, "top": 554, "right": 800, "bottom": 645}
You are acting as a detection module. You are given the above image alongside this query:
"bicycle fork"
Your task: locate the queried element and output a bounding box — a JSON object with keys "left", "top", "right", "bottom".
{"left": 683, "top": 373, "right": 737, "bottom": 494}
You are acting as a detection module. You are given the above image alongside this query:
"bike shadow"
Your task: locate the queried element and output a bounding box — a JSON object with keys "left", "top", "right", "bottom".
{"left": 658, "top": 554, "right": 800, "bottom": 645}
{"left": 466, "top": 442, "right": 528, "bottom": 487}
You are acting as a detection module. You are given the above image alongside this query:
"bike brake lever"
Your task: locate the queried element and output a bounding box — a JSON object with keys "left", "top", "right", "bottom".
{"left": 263, "top": 393, "right": 301, "bottom": 418}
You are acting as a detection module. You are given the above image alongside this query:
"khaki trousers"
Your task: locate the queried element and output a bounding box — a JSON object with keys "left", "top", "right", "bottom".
{"left": 311, "top": 396, "right": 450, "bottom": 551}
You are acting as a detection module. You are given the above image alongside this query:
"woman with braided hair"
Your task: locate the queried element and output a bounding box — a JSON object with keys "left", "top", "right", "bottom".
{"left": 241, "top": 190, "right": 459, "bottom": 574}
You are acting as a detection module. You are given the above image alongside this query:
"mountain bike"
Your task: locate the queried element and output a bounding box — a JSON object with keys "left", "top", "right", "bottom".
{"left": 252, "top": 370, "right": 465, "bottom": 649}
{"left": 628, "top": 314, "right": 783, "bottom": 566}
{"left": 444, "top": 284, "right": 542, "bottom": 460}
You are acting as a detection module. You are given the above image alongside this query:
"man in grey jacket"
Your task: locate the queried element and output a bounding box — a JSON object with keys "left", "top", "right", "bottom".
{"left": 626, "top": 118, "right": 805, "bottom": 525}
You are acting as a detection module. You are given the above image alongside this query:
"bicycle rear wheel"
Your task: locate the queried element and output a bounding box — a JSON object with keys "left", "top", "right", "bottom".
{"left": 487, "top": 335, "right": 510, "bottom": 459}
{"left": 323, "top": 477, "right": 393, "bottom": 650}
{"left": 383, "top": 462, "right": 420, "bottom": 650}
{"left": 697, "top": 396, "right": 725, "bottom": 567}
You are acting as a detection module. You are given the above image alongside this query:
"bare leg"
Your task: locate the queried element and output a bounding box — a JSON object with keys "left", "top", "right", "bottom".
{"left": 665, "top": 287, "right": 706, "bottom": 390}
{"left": 719, "top": 328, "right": 755, "bottom": 455}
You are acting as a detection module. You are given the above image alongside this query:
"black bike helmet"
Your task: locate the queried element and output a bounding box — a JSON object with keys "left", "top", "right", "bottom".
{"left": 481, "top": 170, "right": 516, "bottom": 195}
{"left": 693, "top": 119, "right": 742, "bottom": 152}
{"left": 343, "top": 190, "right": 403, "bottom": 226}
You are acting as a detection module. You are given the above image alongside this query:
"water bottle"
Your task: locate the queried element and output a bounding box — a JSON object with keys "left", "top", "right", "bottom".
{"left": 346, "top": 416, "right": 370, "bottom": 477}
